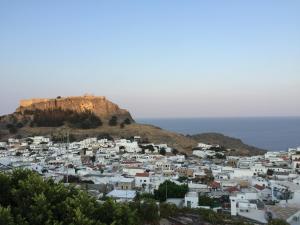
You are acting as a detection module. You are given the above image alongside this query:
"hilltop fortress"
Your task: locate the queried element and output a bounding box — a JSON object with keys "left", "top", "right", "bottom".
{"left": 17, "top": 95, "right": 134, "bottom": 122}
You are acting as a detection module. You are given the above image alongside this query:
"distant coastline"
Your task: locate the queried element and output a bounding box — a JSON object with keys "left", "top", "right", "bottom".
{"left": 137, "top": 117, "right": 300, "bottom": 151}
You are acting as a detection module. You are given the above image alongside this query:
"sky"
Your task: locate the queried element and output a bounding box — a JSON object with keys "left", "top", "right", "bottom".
{"left": 0, "top": 0, "right": 299, "bottom": 118}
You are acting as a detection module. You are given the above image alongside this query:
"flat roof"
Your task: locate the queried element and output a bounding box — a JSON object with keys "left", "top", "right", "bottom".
{"left": 107, "top": 189, "right": 136, "bottom": 199}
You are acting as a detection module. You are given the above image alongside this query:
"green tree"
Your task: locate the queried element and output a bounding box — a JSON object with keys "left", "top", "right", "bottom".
{"left": 0, "top": 173, "right": 12, "bottom": 206}
{"left": 71, "top": 208, "right": 94, "bottom": 225}
{"left": 0, "top": 206, "right": 14, "bottom": 225}
{"left": 154, "top": 180, "right": 188, "bottom": 202}
{"left": 28, "top": 193, "right": 53, "bottom": 225}
{"left": 113, "top": 204, "right": 137, "bottom": 225}
{"left": 159, "top": 148, "right": 166, "bottom": 156}
{"left": 0, "top": 169, "right": 143, "bottom": 225}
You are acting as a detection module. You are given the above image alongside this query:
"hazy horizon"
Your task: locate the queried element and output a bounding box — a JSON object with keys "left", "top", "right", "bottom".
{"left": 1, "top": 1, "right": 299, "bottom": 118}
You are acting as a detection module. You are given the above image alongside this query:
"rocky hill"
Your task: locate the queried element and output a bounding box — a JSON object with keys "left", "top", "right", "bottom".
{"left": 0, "top": 96, "right": 266, "bottom": 156}
{"left": 16, "top": 95, "right": 134, "bottom": 122}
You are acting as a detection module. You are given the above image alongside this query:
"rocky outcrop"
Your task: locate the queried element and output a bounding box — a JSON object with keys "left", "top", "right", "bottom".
{"left": 16, "top": 95, "right": 134, "bottom": 122}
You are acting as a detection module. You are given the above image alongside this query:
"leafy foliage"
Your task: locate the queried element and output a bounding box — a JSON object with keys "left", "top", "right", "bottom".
{"left": 0, "top": 206, "right": 14, "bottom": 225}
{"left": 159, "top": 147, "right": 166, "bottom": 155}
{"left": 198, "top": 195, "right": 220, "bottom": 208}
{"left": 129, "top": 199, "right": 159, "bottom": 224}
{"left": 215, "top": 153, "right": 226, "bottom": 159}
{"left": 29, "top": 108, "right": 102, "bottom": 129}
{"left": 0, "top": 169, "right": 141, "bottom": 225}
{"left": 154, "top": 180, "right": 188, "bottom": 202}
{"left": 159, "top": 203, "right": 178, "bottom": 218}
{"left": 177, "top": 176, "right": 188, "bottom": 183}
{"left": 198, "top": 208, "right": 224, "bottom": 224}
{"left": 0, "top": 170, "right": 256, "bottom": 225}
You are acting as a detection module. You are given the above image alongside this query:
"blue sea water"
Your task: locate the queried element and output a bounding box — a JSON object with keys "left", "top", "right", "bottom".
{"left": 136, "top": 117, "right": 300, "bottom": 151}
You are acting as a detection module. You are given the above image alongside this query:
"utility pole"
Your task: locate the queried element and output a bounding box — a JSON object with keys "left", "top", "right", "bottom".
{"left": 165, "top": 180, "right": 168, "bottom": 201}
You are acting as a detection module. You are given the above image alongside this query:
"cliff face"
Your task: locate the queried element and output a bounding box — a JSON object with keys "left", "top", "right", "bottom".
{"left": 17, "top": 96, "right": 134, "bottom": 122}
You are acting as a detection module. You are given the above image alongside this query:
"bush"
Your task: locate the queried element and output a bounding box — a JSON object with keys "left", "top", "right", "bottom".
{"left": 15, "top": 152, "right": 22, "bottom": 156}
{"left": 198, "top": 195, "right": 220, "bottom": 208}
{"left": 140, "top": 145, "right": 155, "bottom": 152}
{"left": 215, "top": 153, "right": 226, "bottom": 159}
{"left": 159, "top": 148, "right": 166, "bottom": 155}
{"left": 109, "top": 116, "right": 118, "bottom": 126}
{"left": 6, "top": 124, "right": 17, "bottom": 134}
{"left": 123, "top": 118, "right": 131, "bottom": 125}
{"left": 29, "top": 109, "right": 102, "bottom": 129}
{"left": 197, "top": 208, "right": 224, "bottom": 224}
{"left": 172, "top": 149, "right": 179, "bottom": 155}
{"left": 67, "top": 110, "right": 102, "bottom": 129}
{"left": 136, "top": 193, "right": 156, "bottom": 200}
{"left": 160, "top": 203, "right": 177, "bottom": 218}
{"left": 131, "top": 199, "right": 159, "bottom": 224}
{"left": 140, "top": 199, "right": 159, "bottom": 223}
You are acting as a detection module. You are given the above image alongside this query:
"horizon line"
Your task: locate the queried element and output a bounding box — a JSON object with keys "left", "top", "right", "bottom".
{"left": 136, "top": 116, "right": 300, "bottom": 119}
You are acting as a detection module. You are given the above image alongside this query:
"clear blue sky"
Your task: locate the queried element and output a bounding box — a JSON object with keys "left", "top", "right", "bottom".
{"left": 0, "top": 0, "right": 299, "bottom": 118}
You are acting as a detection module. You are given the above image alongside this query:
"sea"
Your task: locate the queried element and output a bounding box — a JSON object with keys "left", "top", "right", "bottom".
{"left": 136, "top": 117, "right": 300, "bottom": 151}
